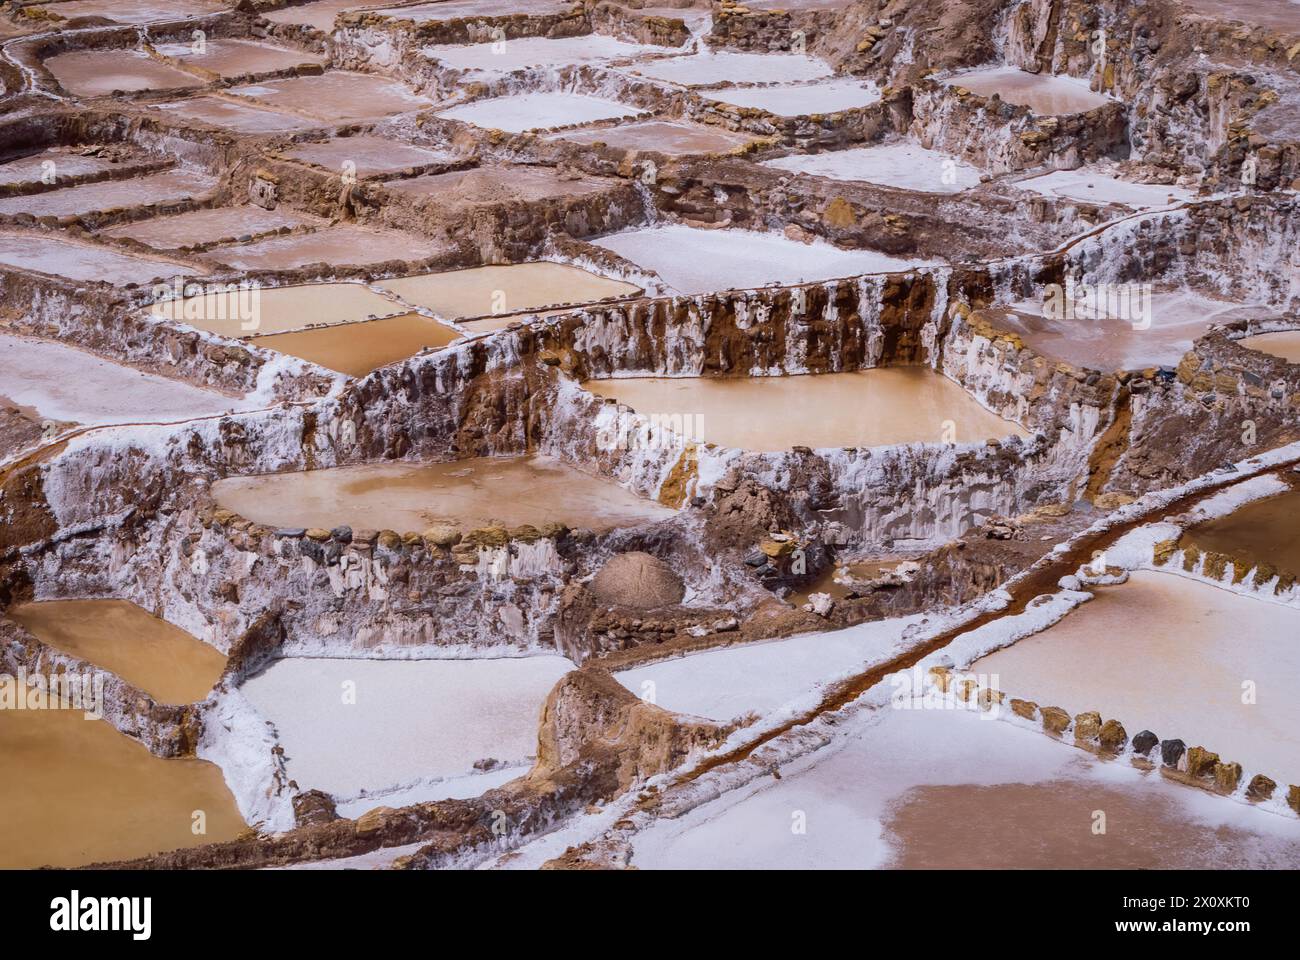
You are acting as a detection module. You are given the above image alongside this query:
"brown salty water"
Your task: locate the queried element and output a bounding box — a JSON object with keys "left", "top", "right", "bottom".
{"left": 1239, "top": 330, "right": 1300, "bottom": 364}
{"left": 582, "top": 368, "right": 1030, "bottom": 451}
{"left": 376, "top": 262, "right": 640, "bottom": 320}
{"left": 149, "top": 281, "right": 403, "bottom": 337}
{"left": 0, "top": 708, "right": 244, "bottom": 868}
{"left": 213, "top": 454, "right": 676, "bottom": 533}
{"left": 972, "top": 570, "right": 1300, "bottom": 780}
{"left": 11, "top": 599, "right": 227, "bottom": 705}
{"left": 1185, "top": 488, "right": 1300, "bottom": 574}
{"left": 249, "top": 311, "right": 462, "bottom": 376}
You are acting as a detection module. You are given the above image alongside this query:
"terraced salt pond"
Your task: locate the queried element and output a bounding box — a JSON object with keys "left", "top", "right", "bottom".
{"left": 551, "top": 119, "right": 755, "bottom": 156}
{"left": 381, "top": 165, "right": 617, "bottom": 207}
{"left": 154, "top": 39, "right": 325, "bottom": 77}
{"left": 201, "top": 224, "right": 441, "bottom": 271}
{"left": 229, "top": 72, "right": 433, "bottom": 122}
{"left": 1240, "top": 330, "right": 1300, "bottom": 364}
{"left": 1017, "top": 169, "right": 1194, "bottom": 209}
{"left": 627, "top": 707, "right": 1300, "bottom": 869}
{"left": 614, "top": 614, "right": 923, "bottom": 723}
{"left": 990, "top": 291, "right": 1271, "bottom": 370}
{"left": 10, "top": 599, "right": 227, "bottom": 704}
{"left": 32, "top": 0, "right": 227, "bottom": 23}
{"left": 0, "top": 708, "right": 245, "bottom": 869}
{"left": 582, "top": 370, "right": 1029, "bottom": 450}
{"left": 423, "top": 35, "right": 660, "bottom": 74}
{"left": 972, "top": 570, "right": 1300, "bottom": 780}
{"left": 149, "top": 281, "right": 403, "bottom": 338}
{"left": 212, "top": 454, "right": 676, "bottom": 533}
{"left": 239, "top": 656, "right": 572, "bottom": 797}
{"left": 0, "top": 147, "right": 131, "bottom": 187}
{"left": 43, "top": 49, "right": 201, "bottom": 97}
{"left": 373, "top": 0, "right": 570, "bottom": 20}
{"left": 0, "top": 332, "right": 244, "bottom": 427}
{"left": 946, "top": 66, "right": 1113, "bottom": 115}
{"left": 1184, "top": 487, "right": 1300, "bottom": 574}
{"left": 285, "top": 135, "right": 454, "bottom": 178}
{"left": 249, "top": 311, "right": 461, "bottom": 377}
{"left": 595, "top": 224, "right": 934, "bottom": 295}
{"left": 698, "top": 78, "right": 881, "bottom": 117}
{"left": 0, "top": 232, "right": 200, "bottom": 283}
{"left": 154, "top": 96, "right": 324, "bottom": 134}
{"left": 436, "top": 92, "right": 643, "bottom": 133}
{"left": 763, "top": 141, "right": 983, "bottom": 192}
{"left": 0, "top": 168, "right": 217, "bottom": 218}
{"left": 626, "top": 49, "right": 832, "bottom": 86}
{"left": 99, "top": 204, "right": 323, "bottom": 249}
{"left": 375, "top": 262, "right": 640, "bottom": 320}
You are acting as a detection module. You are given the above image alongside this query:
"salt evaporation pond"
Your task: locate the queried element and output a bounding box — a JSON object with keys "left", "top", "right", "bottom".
{"left": 381, "top": 165, "right": 616, "bottom": 207}
{"left": 946, "top": 66, "right": 1112, "bottom": 115}
{"left": 550, "top": 119, "right": 755, "bottom": 155}
{"left": 99, "top": 204, "right": 322, "bottom": 249}
{"left": 423, "top": 35, "right": 660, "bottom": 74}
{"left": 972, "top": 570, "right": 1300, "bottom": 780}
{"left": 628, "top": 707, "right": 1300, "bottom": 869}
{"left": 0, "top": 708, "right": 245, "bottom": 868}
{"left": 0, "top": 168, "right": 217, "bottom": 218}
{"left": 582, "top": 369, "right": 1030, "bottom": 450}
{"left": 155, "top": 96, "right": 323, "bottom": 134}
{"left": 11, "top": 599, "right": 227, "bottom": 705}
{"left": 249, "top": 311, "right": 462, "bottom": 377}
{"left": 286, "top": 135, "right": 453, "bottom": 178}
{"left": 0, "top": 332, "right": 245, "bottom": 425}
{"left": 229, "top": 72, "right": 433, "bottom": 122}
{"left": 1240, "top": 330, "right": 1300, "bottom": 364}
{"left": 1017, "top": 169, "right": 1194, "bottom": 209}
{"left": 627, "top": 49, "right": 832, "bottom": 86}
{"left": 212, "top": 454, "right": 676, "bottom": 533}
{"left": 591, "top": 224, "right": 934, "bottom": 294}
{"left": 698, "top": 78, "right": 880, "bottom": 117}
{"left": 0, "top": 232, "right": 200, "bottom": 284}
{"left": 375, "top": 262, "right": 640, "bottom": 320}
{"left": 1180, "top": 0, "right": 1300, "bottom": 31}
{"left": 993, "top": 291, "right": 1271, "bottom": 370}
{"left": 43, "top": 49, "right": 201, "bottom": 97}
{"left": 239, "top": 656, "right": 572, "bottom": 796}
{"left": 154, "top": 39, "right": 325, "bottom": 77}
{"left": 202, "top": 224, "right": 440, "bottom": 271}
{"left": 1185, "top": 487, "right": 1300, "bottom": 574}
{"left": 150, "top": 281, "right": 404, "bottom": 338}
{"left": 763, "top": 141, "right": 983, "bottom": 192}
{"left": 0, "top": 147, "right": 126, "bottom": 187}
{"left": 33, "top": 0, "right": 227, "bottom": 23}
{"left": 373, "top": 0, "right": 571, "bottom": 21}
{"left": 262, "top": 0, "right": 371, "bottom": 30}
{"left": 614, "top": 614, "right": 924, "bottom": 723}
{"left": 436, "top": 92, "right": 643, "bottom": 133}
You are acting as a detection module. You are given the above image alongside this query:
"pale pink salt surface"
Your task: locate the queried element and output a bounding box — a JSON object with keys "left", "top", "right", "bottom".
{"left": 697, "top": 78, "right": 880, "bottom": 117}
{"left": 154, "top": 97, "right": 322, "bottom": 133}
{"left": 946, "top": 66, "right": 1112, "bottom": 115}
{"left": 285, "top": 135, "right": 454, "bottom": 178}
{"left": 763, "top": 141, "right": 982, "bottom": 192}
{"left": 97, "top": 205, "right": 322, "bottom": 249}
{"left": 629, "top": 706, "right": 1300, "bottom": 869}
{"left": 423, "top": 35, "right": 661, "bottom": 74}
{"left": 0, "top": 149, "right": 126, "bottom": 187}
{"left": 0, "top": 232, "right": 201, "bottom": 284}
{"left": 260, "top": 0, "right": 373, "bottom": 31}
{"left": 373, "top": 0, "right": 570, "bottom": 21}
{"left": 437, "top": 92, "right": 643, "bottom": 133}
{"left": 42, "top": 49, "right": 201, "bottom": 97}
{"left": 0, "top": 168, "right": 216, "bottom": 218}
{"left": 201, "top": 224, "right": 441, "bottom": 271}
{"left": 548, "top": 119, "right": 753, "bottom": 155}
{"left": 153, "top": 39, "right": 325, "bottom": 77}
{"left": 592, "top": 223, "right": 935, "bottom": 294}
{"left": 1239, "top": 330, "right": 1300, "bottom": 364}
{"left": 1017, "top": 169, "right": 1195, "bottom": 209}
{"left": 239, "top": 656, "right": 574, "bottom": 795}
{"left": 0, "top": 332, "right": 245, "bottom": 425}
{"left": 973, "top": 570, "right": 1300, "bottom": 780}
{"left": 40, "top": 0, "right": 227, "bottom": 24}
{"left": 627, "top": 49, "right": 832, "bottom": 86}
{"left": 614, "top": 614, "right": 925, "bottom": 723}
{"left": 229, "top": 72, "right": 433, "bottom": 122}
